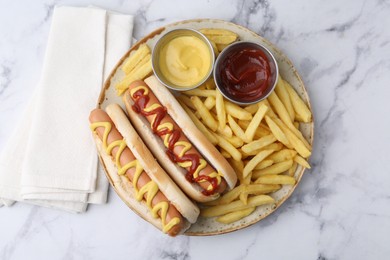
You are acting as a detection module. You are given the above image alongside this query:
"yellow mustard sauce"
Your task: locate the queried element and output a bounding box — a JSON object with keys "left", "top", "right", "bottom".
{"left": 130, "top": 86, "right": 223, "bottom": 191}
{"left": 159, "top": 36, "right": 212, "bottom": 87}
{"left": 90, "top": 122, "right": 180, "bottom": 233}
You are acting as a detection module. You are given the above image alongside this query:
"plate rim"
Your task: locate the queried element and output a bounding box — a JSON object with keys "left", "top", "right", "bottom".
{"left": 96, "top": 18, "right": 315, "bottom": 236}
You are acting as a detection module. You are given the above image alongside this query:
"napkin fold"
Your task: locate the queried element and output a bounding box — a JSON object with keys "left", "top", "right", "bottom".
{"left": 0, "top": 6, "right": 134, "bottom": 212}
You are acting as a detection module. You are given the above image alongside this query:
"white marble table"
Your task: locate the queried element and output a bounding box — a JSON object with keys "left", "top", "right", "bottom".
{"left": 1, "top": 0, "right": 390, "bottom": 259}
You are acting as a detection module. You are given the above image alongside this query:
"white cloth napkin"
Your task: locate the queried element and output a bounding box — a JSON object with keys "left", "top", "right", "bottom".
{"left": 0, "top": 6, "right": 134, "bottom": 213}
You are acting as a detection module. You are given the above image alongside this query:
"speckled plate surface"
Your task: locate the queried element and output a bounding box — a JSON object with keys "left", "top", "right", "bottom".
{"left": 97, "top": 19, "right": 314, "bottom": 236}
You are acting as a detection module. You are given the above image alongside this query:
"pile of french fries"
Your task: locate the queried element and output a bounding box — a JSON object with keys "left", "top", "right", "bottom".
{"left": 116, "top": 44, "right": 153, "bottom": 95}
{"left": 178, "top": 60, "right": 312, "bottom": 224}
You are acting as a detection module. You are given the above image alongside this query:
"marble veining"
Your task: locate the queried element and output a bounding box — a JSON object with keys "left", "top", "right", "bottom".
{"left": 1, "top": 0, "right": 390, "bottom": 259}
{"left": 0, "top": 64, "right": 12, "bottom": 99}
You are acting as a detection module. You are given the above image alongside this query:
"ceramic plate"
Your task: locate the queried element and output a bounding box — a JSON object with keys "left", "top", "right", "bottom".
{"left": 97, "top": 19, "right": 314, "bottom": 236}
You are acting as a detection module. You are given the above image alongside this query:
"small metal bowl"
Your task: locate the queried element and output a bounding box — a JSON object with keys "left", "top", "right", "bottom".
{"left": 213, "top": 41, "right": 279, "bottom": 105}
{"left": 152, "top": 29, "right": 215, "bottom": 91}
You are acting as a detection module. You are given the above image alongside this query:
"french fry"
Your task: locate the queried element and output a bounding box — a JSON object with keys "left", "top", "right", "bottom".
{"left": 254, "top": 175, "right": 296, "bottom": 185}
{"left": 266, "top": 149, "right": 297, "bottom": 163}
{"left": 243, "top": 171, "right": 252, "bottom": 185}
{"left": 265, "top": 115, "right": 291, "bottom": 148}
{"left": 217, "top": 125, "right": 233, "bottom": 138}
{"left": 274, "top": 119, "right": 311, "bottom": 158}
{"left": 290, "top": 125, "right": 311, "bottom": 150}
{"left": 220, "top": 149, "right": 232, "bottom": 159}
{"left": 224, "top": 135, "right": 244, "bottom": 148}
{"left": 294, "top": 113, "right": 304, "bottom": 122}
{"left": 243, "top": 149, "right": 274, "bottom": 178}
{"left": 201, "top": 29, "right": 237, "bottom": 37}
{"left": 254, "top": 159, "right": 274, "bottom": 170}
{"left": 216, "top": 207, "right": 255, "bottom": 224}
{"left": 203, "top": 185, "right": 244, "bottom": 206}
{"left": 230, "top": 158, "right": 244, "bottom": 173}
{"left": 272, "top": 111, "right": 310, "bottom": 149}
{"left": 284, "top": 131, "right": 311, "bottom": 158}
{"left": 294, "top": 155, "right": 311, "bottom": 169}
{"left": 273, "top": 117, "right": 311, "bottom": 150}
{"left": 206, "top": 35, "right": 238, "bottom": 45}
{"left": 179, "top": 100, "right": 218, "bottom": 144}
{"left": 128, "top": 54, "right": 151, "bottom": 76}
{"left": 241, "top": 134, "right": 277, "bottom": 154}
{"left": 116, "top": 59, "right": 153, "bottom": 95}
{"left": 284, "top": 79, "right": 312, "bottom": 123}
{"left": 194, "top": 111, "right": 201, "bottom": 119}
{"left": 263, "top": 99, "right": 278, "bottom": 118}
{"left": 260, "top": 123, "right": 271, "bottom": 132}
{"left": 227, "top": 115, "right": 250, "bottom": 143}
{"left": 183, "top": 89, "right": 216, "bottom": 97}
{"left": 199, "top": 28, "right": 238, "bottom": 46}
{"left": 238, "top": 120, "right": 271, "bottom": 138}
{"left": 294, "top": 121, "right": 300, "bottom": 129}
{"left": 214, "top": 134, "right": 242, "bottom": 161}
{"left": 191, "top": 96, "right": 218, "bottom": 131}
{"left": 275, "top": 77, "right": 295, "bottom": 121}
{"left": 237, "top": 120, "right": 250, "bottom": 129}
{"left": 268, "top": 91, "right": 293, "bottom": 127}
{"left": 260, "top": 143, "right": 284, "bottom": 152}
{"left": 209, "top": 40, "right": 219, "bottom": 56}
{"left": 122, "top": 44, "right": 151, "bottom": 74}
{"left": 245, "top": 104, "right": 268, "bottom": 142}
{"left": 205, "top": 78, "right": 216, "bottom": 89}
{"left": 218, "top": 185, "right": 244, "bottom": 204}
{"left": 242, "top": 142, "right": 284, "bottom": 157}
{"left": 239, "top": 149, "right": 256, "bottom": 157}
{"left": 235, "top": 120, "right": 250, "bottom": 130}
{"left": 228, "top": 158, "right": 244, "bottom": 184}
{"left": 201, "top": 195, "right": 274, "bottom": 217}
{"left": 244, "top": 103, "right": 259, "bottom": 115}
{"left": 288, "top": 162, "right": 298, "bottom": 176}
{"left": 252, "top": 160, "right": 293, "bottom": 178}
{"left": 239, "top": 192, "right": 249, "bottom": 205}
{"left": 225, "top": 101, "right": 253, "bottom": 120}
{"left": 204, "top": 96, "right": 216, "bottom": 110}
{"left": 244, "top": 184, "right": 281, "bottom": 195}
{"left": 239, "top": 149, "right": 255, "bottom": 157}
{"left": 219, "top": 185, "right": 243, "bottom": 204}
{"left": 177, "top": 95, "right": 196, "bottom": 110}
{"left": 216, "top": 90, "right": 227, "bottom": 131}
{"left": 216, "top": 44, "right": 229, "bottom": 52}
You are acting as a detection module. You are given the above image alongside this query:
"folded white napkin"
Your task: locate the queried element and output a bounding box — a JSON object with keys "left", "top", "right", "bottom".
{"left": 0, "top": 6, "right": 134, "bottom": 212}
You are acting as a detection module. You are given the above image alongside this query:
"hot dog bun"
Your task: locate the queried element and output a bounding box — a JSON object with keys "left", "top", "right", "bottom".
{"left": 90, "top": 104, "right": 199, "bottom": 236}
{"left": 123, "top": 75, "right": 237, "bottom": 203}
{"left": 124, "top": 89, "right": 219, "bottom": 202}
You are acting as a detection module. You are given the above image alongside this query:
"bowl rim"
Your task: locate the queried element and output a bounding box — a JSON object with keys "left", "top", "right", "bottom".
{"left": 213, "top": 40, "right": 279, "bottom": 106}
{"left": 151, "top": 28, "right": 215, "bottom": 91}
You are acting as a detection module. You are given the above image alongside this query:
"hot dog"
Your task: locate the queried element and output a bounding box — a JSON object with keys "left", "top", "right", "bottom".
{"left": 123, "top": 75, "right": 237, "bottom": 202}
{"left": 89, "top": 104, "right": 199, "bottom": 236}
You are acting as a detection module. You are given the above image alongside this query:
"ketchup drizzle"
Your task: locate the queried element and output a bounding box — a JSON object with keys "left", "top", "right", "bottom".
{"left": 132, "top": 88, "right": 219, "bottom": 195}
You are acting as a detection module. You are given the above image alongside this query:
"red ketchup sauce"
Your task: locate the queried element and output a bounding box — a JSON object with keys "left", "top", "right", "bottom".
{"left": 132, "top": 88, "right": 219, "bottom": 196}
{"left": 218, "top": 46, "right": 272, "bottom": 103}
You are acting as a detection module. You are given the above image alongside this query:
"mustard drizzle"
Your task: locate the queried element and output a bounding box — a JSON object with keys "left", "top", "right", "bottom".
{"left": 130, "top": 86, "right": 223, "bottom": 192}
{"left": 90, "top": 121, "right": 180, "bottom": 233}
